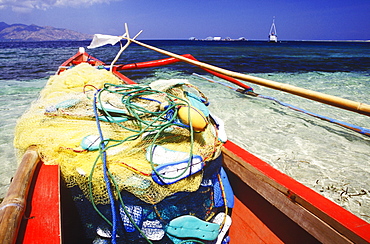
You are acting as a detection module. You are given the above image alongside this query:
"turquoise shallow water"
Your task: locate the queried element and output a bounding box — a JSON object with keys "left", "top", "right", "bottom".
{"left": 0, "top": 40, "right": 369, "bottom": 222}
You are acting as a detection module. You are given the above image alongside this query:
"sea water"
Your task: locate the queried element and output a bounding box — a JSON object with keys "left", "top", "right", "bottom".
{"left": 0, "top": 40, "right": 369, "bottom": 222}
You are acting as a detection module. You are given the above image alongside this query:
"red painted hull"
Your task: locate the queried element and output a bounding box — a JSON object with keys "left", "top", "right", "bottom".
{"left": 8, "top": 49, "right": 370, "bottom": 244}
{"left": 17, "top": 163, "right": 61, "bottom": 244}
{"left": 223, "top": 141, "right": 370, "bottom": 243}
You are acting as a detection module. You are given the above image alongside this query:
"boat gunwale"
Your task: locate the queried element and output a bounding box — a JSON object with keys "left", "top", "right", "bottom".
{"left": 222, "top": 140, "right": 370, "bottom": 244}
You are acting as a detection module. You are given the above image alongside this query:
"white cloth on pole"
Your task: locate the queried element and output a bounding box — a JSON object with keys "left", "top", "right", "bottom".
{"left": 87, "top": 34, "right": 122, "bottom": 49}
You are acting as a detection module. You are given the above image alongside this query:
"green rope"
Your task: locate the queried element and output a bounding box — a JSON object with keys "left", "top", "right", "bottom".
{"left": 96, "top": 84, "right": 198, "bottom": 181}
{"left": 86, "top": 83, "right": 204, "bottom": 242}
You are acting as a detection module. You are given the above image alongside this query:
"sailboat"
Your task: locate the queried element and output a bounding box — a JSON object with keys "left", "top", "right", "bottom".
{"left": 268, "top": 17, "right": 278, "bottom": 42}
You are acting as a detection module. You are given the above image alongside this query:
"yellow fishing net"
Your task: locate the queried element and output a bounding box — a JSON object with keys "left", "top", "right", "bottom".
{"left": 14, "top": 63, "right": 223, "bottom": 205}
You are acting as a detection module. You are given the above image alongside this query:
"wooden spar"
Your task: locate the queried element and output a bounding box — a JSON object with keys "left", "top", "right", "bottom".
{"left": 129, "top": 38, "right": 370, "bottom": 117}
{"left": 0, "top": 146, "right": 40, "bottom": 244}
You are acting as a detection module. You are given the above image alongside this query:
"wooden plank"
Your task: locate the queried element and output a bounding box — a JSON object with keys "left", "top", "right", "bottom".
{"left": 229, "top": 197, "right": 284, "bottom": 244}
{"left": 0, "top": 146, "right": 40, "bottom": 244}
{"left": 227, "top": 164, "right": 320, "bottom": 243}
{"left": 222, "top": 141, "right": 370, "bottom": 244}
{"left": 17, "top": 163, "right": 61, "bottom": 244}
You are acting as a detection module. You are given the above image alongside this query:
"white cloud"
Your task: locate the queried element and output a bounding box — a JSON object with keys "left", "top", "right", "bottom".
{"left": 0, "top": 0, "right": 119, "bottom": 12}
{"left": 55, "top": 0, "right": 118, "bottom": 7}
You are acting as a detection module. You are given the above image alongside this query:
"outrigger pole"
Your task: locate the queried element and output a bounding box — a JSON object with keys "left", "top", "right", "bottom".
{"left": 124, "top": 37, "right": 370, "bottom": 117}
{"left": 91, "top": 24, "right": 370, "bottom": 117}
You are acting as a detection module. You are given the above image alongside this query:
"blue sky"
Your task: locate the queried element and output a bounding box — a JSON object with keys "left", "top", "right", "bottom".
{"left": 0, "top": 0, "right": 369, "bottom": 40}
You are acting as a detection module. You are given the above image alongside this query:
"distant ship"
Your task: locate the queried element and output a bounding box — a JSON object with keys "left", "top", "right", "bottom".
{"left": 189, "top": 36, "right": 247, "bottom": 41}
{"left": 268, "top": 17, "right": 278, "bottom": 42}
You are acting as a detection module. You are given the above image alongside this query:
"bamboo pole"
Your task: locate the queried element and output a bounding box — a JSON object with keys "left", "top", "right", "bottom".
{"left": 0, "top": 146, "right": 40, "bottom": 244}
{"left": 129, "top": 39, "right": 370, "bottom": 117}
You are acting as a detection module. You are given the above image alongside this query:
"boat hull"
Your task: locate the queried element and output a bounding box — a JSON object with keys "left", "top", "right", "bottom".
{"left": 269, "top": 35, "right": 278, "bottom": 42}
{"left": 223, "top": 141, "right": 370, "bottom": 243}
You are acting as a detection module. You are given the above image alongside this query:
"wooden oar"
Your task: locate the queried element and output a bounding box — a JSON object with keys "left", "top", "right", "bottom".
{"left": 128, "top": 38, "right": 370, "bottom": 117}
{"left": 0, "top": 146, "right": 40, "bottom": 244}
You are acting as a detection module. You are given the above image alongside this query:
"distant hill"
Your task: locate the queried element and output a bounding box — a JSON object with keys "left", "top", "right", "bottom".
{"left": 0, "top": 22, "right": 92, "bottom": 41}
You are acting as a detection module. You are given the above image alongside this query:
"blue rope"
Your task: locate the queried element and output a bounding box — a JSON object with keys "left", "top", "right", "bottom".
{"left": 258, "top": 95, "right": 370, "bottom": 137}
{"left": 93, "top": 90, "right": 118, "bottom": 243}
{"left": 193, "top": 73, "right": 370, "bottom": 137}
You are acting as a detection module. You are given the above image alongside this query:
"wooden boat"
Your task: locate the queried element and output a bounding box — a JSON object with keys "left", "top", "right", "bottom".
{"left": 1, "top": 38, "right": 370, "bottom": 244}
